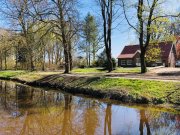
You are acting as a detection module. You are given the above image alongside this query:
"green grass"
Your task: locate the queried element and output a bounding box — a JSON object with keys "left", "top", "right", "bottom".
{"left": 14, "top": 71, "right": 61, "bottom": 82}
{"left": 0, "top": 70, "right": 26, "bottom": 78}
{"left": 87, "top": 78, "right": 179, "bottom": 104}
{"left": 51, "top": 75, "right": 179, "bottom": 104}
{"left": 72, "top": 67, "right": 141, "bottom": 73}
{"left": 0, "top": 71, "right": 61, "bottom": 82}
{"left": 112, "top": 67, "right": 141, "bottom": 73}
{"left": 72, "top": 68, "right": 105, "bottom": 73}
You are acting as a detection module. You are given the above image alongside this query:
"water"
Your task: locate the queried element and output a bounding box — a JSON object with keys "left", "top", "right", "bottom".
{"left": 0, "top": 80, "right": 179, "bottom": 135}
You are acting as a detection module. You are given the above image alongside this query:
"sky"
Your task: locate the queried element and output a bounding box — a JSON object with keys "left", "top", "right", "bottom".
{"left": 0, "top": 0, "right": 179, "bottom": 58}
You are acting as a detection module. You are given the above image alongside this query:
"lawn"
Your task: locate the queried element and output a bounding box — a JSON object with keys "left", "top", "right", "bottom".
{"left": 0, "top": 70, "right": 61, "bottom": 82}
{"left": 112, "top": 67, "right": 141, "bottom": 73}
{"left": 72, "top": 68, "right": 104, "bottom": 73}
{"left": 87, "top": 78, "right": 179, "bottom": 104}
{"left": 0, "top": 70, "right": 26, "bottom": 78}
{"left": 72, "top": 67, "right": 141, "bottom": 73}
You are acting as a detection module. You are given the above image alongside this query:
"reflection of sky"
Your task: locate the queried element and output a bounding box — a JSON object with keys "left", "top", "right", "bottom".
{"left": 111, "top": 105, "right": 140, "bottom": 135}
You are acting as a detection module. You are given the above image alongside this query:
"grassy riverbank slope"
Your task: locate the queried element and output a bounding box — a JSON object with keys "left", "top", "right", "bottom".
{"left": 0, "top": 70, "right": 179, "bottom": 106}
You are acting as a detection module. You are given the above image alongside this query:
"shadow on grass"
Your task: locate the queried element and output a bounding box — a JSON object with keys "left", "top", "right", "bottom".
{"left": 33, "top": 73, "right": 101, "bottom": 88}
{"left": 96, "top": 68, "right": 107, "bottom": 71}
{"left": 157, "top": 71, "right": 180, "bottom": 76}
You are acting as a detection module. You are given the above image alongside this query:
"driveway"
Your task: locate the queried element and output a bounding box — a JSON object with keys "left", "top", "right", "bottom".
{"left": 147, "top": 67, "right": 180, "bottom": 76}
{"left": 103, "top": 67, "right": 180, "bottom": 82}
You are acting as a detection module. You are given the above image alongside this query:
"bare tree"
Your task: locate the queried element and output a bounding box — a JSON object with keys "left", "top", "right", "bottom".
{"left": 30, "top": 0, "right": 80, "bottom": 73}
{"left": 97, "top": 0, "right": 115, "bottom": 72}
{"left": 121, "top": 0, "right": 179, "bottom": 73}
{"left": 0, "top": 0, "right": 37, "bottom": 71}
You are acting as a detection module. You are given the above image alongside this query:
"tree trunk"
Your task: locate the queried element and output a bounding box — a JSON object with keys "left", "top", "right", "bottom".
{"left": 4, "top": 51, "right": 7, "bottom": 70}
{"left": 101, "top": 0, "right": 113, "bottom": 72}
{"left": 140, "top": 51, "right": 147, "bottom": 73}
{"left": 55, "top": 44, "right": 60, "bottom": 65}
{"left": 88, "top": 42, "right": 91, "bottom": 66}
{"left": 28, "top": 49, "right": 34, "bottom": 71}
{"left": 64, "top": 44, "right": 70, "bottom": 73}
{"left": 30, "top": 55, "right": 34, "bottom": 71}
{"left": 51, "top": 45, "right": 54, "bottom": 64}
{"left": 15, "top": 45, "right": 18, "bottom": 70}
{"left": 48, "top": 51, "right": 51, "bottom": 68}
{"left": 69, "top": 42, "right": 73, "bottom": 71}
{"left": 59, "top": 0, "right": 70, "bottom": 73}
{"left": 42, "top": 47, "right": 46, "bottom": 71}
{"left": 138, "top": 0, "right": 147, "bottom": 74}
{"left": 0, "top": 51, "right": 2, "bottom": 70}
{"left": 93, "top": 43, "right": 96, "bottom": 61}
{"left": 59, "top": 49, "right": 62, "bottom": 65}
{"left": 106, "top": 49, "right": 113, "bottom": 72}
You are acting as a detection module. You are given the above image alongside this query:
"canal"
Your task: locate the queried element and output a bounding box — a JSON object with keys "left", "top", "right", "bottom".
{"left": 0, "top": 80, "right": 179, "bottom": 135}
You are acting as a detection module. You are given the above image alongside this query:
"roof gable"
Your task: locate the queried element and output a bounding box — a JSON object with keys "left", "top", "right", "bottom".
{"left": 158, "top": 42, "right": 173, "bottom": 58}
{"left": 121, "top": 45, "right": 140, "bottom": 54}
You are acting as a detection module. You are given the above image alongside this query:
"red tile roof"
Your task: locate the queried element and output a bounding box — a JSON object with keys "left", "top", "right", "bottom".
{"left": 121, "top": 45, "right": 140, "bottom": 54}
{"left": 117, "top": 41, "right": 173, "bottom": 59}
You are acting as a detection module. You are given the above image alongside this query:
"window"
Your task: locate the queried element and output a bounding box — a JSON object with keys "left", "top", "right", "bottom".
{"left": 156, "top": 59, "right": 162, "bottom": 63}
{"left": 121, "top": 60, "right": 126, "bottom": 65}
{"left": 127, "top": 60, "right": 132, "bottom": 65}
{"left": 136, "top": 58, "right": 141, "bottom": 66}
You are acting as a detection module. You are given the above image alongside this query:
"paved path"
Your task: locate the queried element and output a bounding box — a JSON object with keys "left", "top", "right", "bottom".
{"left": 106, "top": 75, "right": 180, "bottom": 82}
{"left": 69, "top": 67, "right": 180, "bottom": 82}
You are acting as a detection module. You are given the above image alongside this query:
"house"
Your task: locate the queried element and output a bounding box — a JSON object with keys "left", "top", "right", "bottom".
{"left": 117, "top": 41, "right": 177, "bottom": 67}
{"left": 176, "top": 36, "right": 180, "bottom": 60}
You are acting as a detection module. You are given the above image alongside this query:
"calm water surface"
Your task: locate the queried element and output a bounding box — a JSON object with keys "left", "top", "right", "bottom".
{"left": 0, "top": 80, "right": 179, "bottom": 135}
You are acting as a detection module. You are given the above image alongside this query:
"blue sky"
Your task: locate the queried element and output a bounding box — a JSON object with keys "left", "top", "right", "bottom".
{"left": 0, "top": 0, "right": 179, "bottom": 58}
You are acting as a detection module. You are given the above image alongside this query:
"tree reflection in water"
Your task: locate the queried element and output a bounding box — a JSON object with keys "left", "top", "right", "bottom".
{"left": 83, "top": 99, "right": 100, "bottom": 135}
{"left": 139, "top": 109, "right": 151, "bottom": 135}
{"left": 104, "top": 103, "right": 112, "bottom": 135}
{"left": 61, "top": 94, "right": 72, "bottom": 135}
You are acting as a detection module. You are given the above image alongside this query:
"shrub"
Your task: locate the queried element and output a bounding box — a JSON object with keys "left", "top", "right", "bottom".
{"left": 102, "top": 58, "right": 116, "bottom": 69}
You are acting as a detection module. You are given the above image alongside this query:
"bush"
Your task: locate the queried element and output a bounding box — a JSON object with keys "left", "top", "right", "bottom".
{"left": 79, "top": 65, "right": 86, "bottom": 68}
{"left": 102, "top": 58, "right": 116, "bottom": 69}
{"left": 93, "top": 58, "right": 116, "bottom": 69}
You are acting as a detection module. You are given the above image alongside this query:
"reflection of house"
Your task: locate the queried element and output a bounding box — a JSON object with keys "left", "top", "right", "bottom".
{"left": 117, "top": 41, "right": 177, "bottom": 67}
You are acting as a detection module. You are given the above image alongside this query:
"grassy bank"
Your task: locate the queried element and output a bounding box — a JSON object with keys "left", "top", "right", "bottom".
{"left": 0, "top": 70, "right": 179, "bottom": 106}
{"left": 0, "top": 70, "right": 26, "bottom": 78}
{"left": 0, "top": 70, "right": 61, "bottom": 82}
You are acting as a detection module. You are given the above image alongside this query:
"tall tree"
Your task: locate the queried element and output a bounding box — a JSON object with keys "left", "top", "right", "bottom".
{"left": 30, "top": 0, "right": 80, "bottom": 73}
{"left": 0, "top": 0, "right": 37, "bottom": 71}
{"left": 82, "top": 13, "right": 99, "bottom": 66}
{"left": 146, "top": 17, "right": 175, "bottom": 63}
{"left": 98, "top": 0, "right": 115, "bottom": 72}
{"left": 121, "top": 0, "right": 179, "bottom": 73}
